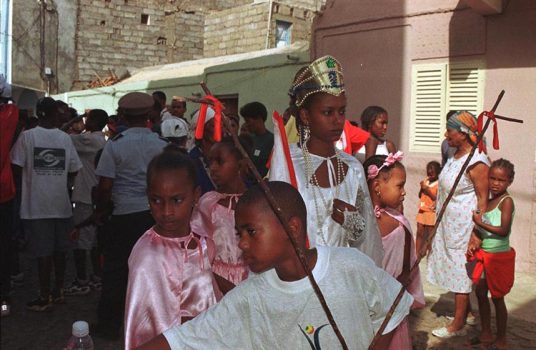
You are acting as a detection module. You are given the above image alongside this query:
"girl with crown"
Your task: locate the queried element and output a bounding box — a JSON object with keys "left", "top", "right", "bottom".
{"left": 269, "top": 56, "right": 384, "bottom": 266}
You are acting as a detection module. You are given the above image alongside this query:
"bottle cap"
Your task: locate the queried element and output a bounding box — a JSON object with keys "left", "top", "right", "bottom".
{"left": 72, "top": 321, "right": 89, "bottom": 337}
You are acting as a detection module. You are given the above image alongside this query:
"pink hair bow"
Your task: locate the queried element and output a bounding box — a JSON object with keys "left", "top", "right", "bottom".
{"left": 367, "top": 151, "right": 404, "bottom": 180}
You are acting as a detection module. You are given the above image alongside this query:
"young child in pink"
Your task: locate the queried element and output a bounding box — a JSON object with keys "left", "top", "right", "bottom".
{"left": 192, "top": 136, "right": 249, "bottom": 292}
{"left": 364, "top": 152, "right": 425, "bottom": 350}
{"left": 124, "top": 146, "right": 221, "bottom": 350}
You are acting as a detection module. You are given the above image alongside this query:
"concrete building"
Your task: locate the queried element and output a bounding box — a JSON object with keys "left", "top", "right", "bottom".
{"left": 5, "top": 0, "right": 323, "bottom": 111}
{"left": 312, "top": 0, "right": 536, "bottom": 272}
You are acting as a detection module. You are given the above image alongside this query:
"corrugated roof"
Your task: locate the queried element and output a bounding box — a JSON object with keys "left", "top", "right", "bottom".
{"left": 120, "top": 41, "right": 308, "bottom": 84}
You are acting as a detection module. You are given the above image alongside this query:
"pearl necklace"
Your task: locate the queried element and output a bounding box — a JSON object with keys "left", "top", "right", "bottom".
{"left": 302, "top": 141, "right": 349, "bottom": 245}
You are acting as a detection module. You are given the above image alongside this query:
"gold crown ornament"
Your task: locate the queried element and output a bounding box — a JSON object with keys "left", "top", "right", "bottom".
{"left": 291, "top": 55, "right": 345, "bottom": 107}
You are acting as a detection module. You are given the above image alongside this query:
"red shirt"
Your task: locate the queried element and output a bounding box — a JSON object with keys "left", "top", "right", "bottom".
{"left": 343, "top": 120, "right": 369, "bottom": 154}
{"left": 0, "top": 103, "right": 19, "bottom": 203}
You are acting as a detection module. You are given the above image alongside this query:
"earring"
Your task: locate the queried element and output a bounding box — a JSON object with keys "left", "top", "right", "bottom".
{"left": 299, "top": 124, "right": 310, "bottom": 145}
{"left": 376, "top": 190, "right": 381, "bottom": 198}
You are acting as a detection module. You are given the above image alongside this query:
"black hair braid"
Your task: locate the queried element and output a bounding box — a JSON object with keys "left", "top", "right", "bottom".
{"left": 491, "top": 158, "right": 515, "bottom": 181}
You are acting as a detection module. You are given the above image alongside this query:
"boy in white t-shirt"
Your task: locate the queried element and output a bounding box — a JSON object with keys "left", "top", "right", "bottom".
{"left": 64, "top": 109, "right": 108, "bottom": 295}
{"left": 138, "top": 181, "right": 413, "bottom": 350}
{"left": 11, "top": 97, "right": 82, "bottom": 311}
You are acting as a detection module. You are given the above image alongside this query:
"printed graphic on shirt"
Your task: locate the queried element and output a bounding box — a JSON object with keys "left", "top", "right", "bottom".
{"left": 33, "top": 147, "right": 66, "bottom": 175}
{"left": 298, "top": 323, "right": 329, "bottom": 350}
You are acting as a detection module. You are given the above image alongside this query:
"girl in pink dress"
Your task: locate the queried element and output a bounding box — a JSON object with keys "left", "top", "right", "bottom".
{"left": 364, "top": 153, "right": 425, "bottom": 350}
{"left": 192, "top": 136, "right": 249, "bottom": 293}
{"left": 124, "top": 146, "right": 221, "bottom": 350}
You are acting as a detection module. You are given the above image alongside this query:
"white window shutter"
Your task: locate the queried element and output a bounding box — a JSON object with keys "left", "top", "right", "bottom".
{"left": 447, "top": 63, "right": 485, "bottom": 117}
{"left": 409, "top": 64, "right": 447, "bottom": 153}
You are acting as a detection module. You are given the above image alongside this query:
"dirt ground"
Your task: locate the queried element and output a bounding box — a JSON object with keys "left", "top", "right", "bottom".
{"left": 2, "top": 253, "right": 535, "bottom": 349}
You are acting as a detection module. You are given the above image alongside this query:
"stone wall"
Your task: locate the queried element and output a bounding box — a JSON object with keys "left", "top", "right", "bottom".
{"left": 204, "top": 1, "right": 314, "bottom": 57}
{"left": 74, "top": 0, "right": 205, "bottom": 90}
{"left": 254, "top": 0, "right": 325, "bottom": 11}
{"left": 214, "top": 0, "right": 252, "bottom": 10}
{"left": 204, "top": 3, "right": 269, "bottom": 57}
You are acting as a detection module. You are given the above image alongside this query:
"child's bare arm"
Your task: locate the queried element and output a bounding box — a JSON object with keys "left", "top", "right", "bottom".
{"left": 386, "top": 140, "right": 397, "bottom": 154}
{"left": 472, "top": 197, "right": 514, "bottom": 237}
{"left": 135, "top": 334, "right": 171, "bottom": 350}
{"left": 419, "top": 180, "right": 436, "bottom": 201}
{"left": 466, "top": 231, "right": 482, "bottom": 257}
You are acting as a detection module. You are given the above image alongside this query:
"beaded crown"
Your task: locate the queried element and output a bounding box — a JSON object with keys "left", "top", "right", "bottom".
{"left": 290, "top": 55, "right": 345, "bottom": 107}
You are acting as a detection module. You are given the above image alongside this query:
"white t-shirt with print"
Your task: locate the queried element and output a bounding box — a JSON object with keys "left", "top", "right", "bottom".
{"left": 70, "top": 131, "right": 106, "bottom": 204}
{"left": 11, "top": 127, "right": 82, "bottom": 219}
{"left": 163, "top": 246, "right": 413, "bottom": 350}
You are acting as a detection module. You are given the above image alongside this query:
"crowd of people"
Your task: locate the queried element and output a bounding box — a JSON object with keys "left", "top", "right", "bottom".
{"left": 0, "top": 55, "right": 517, "bottom": 350}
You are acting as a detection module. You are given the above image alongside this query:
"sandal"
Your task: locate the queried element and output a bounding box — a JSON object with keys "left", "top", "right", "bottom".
{"left": 432, "top": 326, "right": 467, "bottom": 338}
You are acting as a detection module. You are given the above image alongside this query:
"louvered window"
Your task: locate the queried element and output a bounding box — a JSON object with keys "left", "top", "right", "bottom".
{"left": 409, "top": 62, "right": 484, "bottom": 153}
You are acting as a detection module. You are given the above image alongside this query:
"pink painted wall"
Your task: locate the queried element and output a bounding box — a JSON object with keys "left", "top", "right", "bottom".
{"left": 312, "top": 0, "right": 536, "bottom": 272}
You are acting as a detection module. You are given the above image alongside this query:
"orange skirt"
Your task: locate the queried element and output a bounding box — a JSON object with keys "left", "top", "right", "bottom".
{"left": 416, "top": 210, "right": 436, "bottom": 226}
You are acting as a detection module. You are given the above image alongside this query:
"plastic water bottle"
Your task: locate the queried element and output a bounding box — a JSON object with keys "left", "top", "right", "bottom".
{"left": 65, "top": 321, "right": 94, "bottom": 350}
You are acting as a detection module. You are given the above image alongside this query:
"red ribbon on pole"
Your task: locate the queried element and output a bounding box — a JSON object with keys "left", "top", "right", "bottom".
{"left": 194, "top": 95, "right": 223, "bottom": 142}
{"left": 477, "top": 111, "right": 500, "bottom": 153}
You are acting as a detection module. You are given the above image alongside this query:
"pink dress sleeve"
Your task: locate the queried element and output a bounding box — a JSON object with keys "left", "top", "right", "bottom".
{"left": 124, "top": 228, "right": 219, "bottom": 350}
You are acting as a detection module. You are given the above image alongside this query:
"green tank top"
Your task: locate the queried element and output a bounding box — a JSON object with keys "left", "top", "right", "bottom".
{"left": 480, "top": 195, "right": 514, "bottom": 253}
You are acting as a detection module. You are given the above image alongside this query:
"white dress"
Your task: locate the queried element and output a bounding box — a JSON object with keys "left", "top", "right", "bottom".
{"left": 427, "top": 151, "right": 490, "bottom": 293}
{"left": 270, "top": 144, "right": 384, "bottom": 267}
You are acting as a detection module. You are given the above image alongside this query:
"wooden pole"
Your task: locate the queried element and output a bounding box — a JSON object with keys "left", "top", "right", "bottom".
{"left": 368, "top": 90, "right": 510, "bottom": 349}
{"left": 197, "top": 83, "right": 349, "bottom": 350}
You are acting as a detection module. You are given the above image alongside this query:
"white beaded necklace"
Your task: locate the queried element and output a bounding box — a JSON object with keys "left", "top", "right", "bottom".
{"left": 302, "top": 141, "right": 349, "bottom": 245}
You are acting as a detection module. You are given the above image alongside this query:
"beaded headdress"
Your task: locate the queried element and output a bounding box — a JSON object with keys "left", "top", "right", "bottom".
{"left": 290, "top": 55, "right": 345, "bottom": 107}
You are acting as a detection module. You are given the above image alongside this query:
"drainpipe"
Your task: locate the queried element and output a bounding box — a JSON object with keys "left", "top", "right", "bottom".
{"left": 39, "top": 0, "right": 46, "bottom": 83}
{"left": 0, "top": 0, "right": 13, "bottom": 81}
{"left": 264, "top": 0, "right": 273, "bottom": 49}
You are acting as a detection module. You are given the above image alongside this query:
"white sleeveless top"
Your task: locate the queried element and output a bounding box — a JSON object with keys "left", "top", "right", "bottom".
{"left": 355, "top": 140, "right": 389, "bottom": 163}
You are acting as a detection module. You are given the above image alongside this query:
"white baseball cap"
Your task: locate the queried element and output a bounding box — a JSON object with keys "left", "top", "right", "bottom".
{"left": 161, "top": 118, "right": 189, "bottom": 138}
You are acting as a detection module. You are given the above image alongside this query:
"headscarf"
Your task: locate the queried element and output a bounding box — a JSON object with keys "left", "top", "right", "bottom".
{"left": 289, "top": 55, "right": 345, "bottom": 107}
{"left": 446, "top": 110, "right": 480, "bottom": 145}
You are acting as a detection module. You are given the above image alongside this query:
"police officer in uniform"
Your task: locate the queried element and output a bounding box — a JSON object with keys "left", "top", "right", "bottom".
{"left": 93, "top": 92, "right": 167, "bottom": 339}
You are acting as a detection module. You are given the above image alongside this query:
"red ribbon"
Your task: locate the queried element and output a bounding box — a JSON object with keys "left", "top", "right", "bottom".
{"left": 194, "top": 95, "right": 223, "bottom": 142}
{"left": 477, "top": 111, "right": 500, "bottom": 153}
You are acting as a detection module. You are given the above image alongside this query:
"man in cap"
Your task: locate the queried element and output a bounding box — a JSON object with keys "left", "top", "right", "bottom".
{"left": 93, "top": 92, "right": 167, "bottom": 339}
{"left": 11, "top": 96, "right": 82, "bottom": 311}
